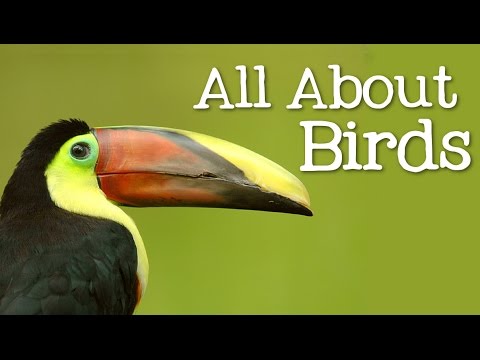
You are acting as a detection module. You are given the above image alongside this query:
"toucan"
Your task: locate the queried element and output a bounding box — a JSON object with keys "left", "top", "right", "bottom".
{"left": 0, "top": 119, "right": 312, "bottom": 315}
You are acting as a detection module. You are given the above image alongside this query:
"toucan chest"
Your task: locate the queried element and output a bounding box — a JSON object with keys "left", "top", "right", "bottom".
{"left": 0, "top": 207, "right": 139, "bottom": 315}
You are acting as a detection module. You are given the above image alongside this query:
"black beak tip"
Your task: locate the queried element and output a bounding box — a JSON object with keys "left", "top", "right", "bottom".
{"left": 273, "top": 196, "right": 313, "bottom": 217}
{"left": 302, "top": 207, "right": 314, "bottom": 217}
{"left": 293, "top": 203, "right": 313, "bottom": 217}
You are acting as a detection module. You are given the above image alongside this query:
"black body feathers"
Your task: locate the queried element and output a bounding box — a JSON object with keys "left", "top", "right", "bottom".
{"left": 0, "top": 207, "right": 138, "bottom": 314}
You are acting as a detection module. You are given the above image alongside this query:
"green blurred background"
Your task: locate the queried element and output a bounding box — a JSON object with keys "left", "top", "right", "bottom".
{"left": 0, "top": 45, "right": 478, "bottom": 314}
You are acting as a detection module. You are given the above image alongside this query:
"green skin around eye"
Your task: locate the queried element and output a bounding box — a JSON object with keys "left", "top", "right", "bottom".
{"left": 60, "top": 135, "right": 99, "bottom": 169}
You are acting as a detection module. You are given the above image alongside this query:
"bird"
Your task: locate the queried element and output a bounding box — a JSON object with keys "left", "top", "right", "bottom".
{"left": 0, "top": 119, "right": 312, "bottom": 315}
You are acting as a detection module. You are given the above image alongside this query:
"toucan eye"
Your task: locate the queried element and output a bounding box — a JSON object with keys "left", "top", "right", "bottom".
{"left": 70, "top": 142, "right": 91, "bottom": 160}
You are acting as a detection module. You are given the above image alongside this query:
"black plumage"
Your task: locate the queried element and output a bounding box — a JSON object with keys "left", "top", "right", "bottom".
{"left": 0, "top": 119, "right": 90, "bottom": 216}
{"left": 0, "top": 120, "right": 139, "bottom": 315}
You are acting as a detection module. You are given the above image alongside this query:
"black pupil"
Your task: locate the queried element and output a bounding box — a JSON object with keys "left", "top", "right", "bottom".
{"left": 71, "top": 143, "right": 90, "bottom": 159}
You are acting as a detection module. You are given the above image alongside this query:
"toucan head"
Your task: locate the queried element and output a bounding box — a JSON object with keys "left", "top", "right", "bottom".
{"left": 0, "top": 119, "right": 312, "bottom": 218}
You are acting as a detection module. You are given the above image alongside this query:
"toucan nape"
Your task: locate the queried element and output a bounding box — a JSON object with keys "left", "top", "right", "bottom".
{"left": 0, "top": 120, "right": 311, "bottom": 315}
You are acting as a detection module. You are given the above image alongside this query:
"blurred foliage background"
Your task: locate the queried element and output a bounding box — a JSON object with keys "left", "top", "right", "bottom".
{"left": 0, "top": 45, "right": 478, "bottom": 314}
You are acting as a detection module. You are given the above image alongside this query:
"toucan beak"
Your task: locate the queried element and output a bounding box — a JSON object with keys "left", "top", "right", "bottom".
{"left": 92, "top": 126, "right": 312, "bottom": 216}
